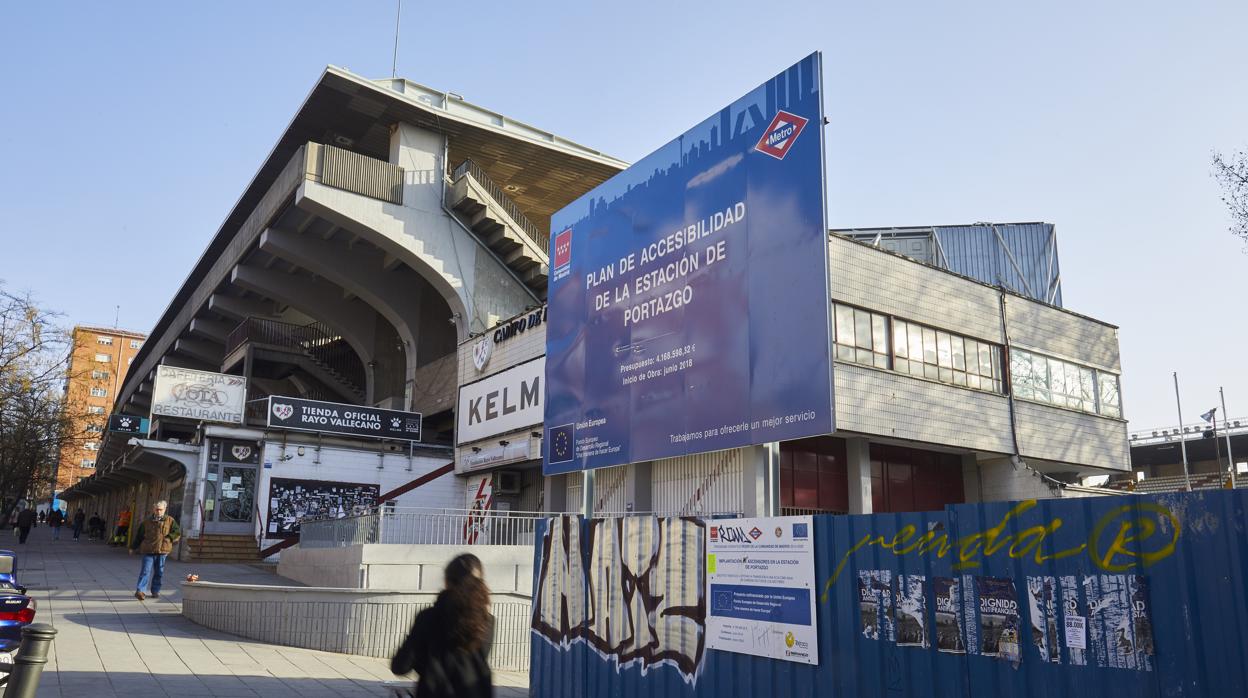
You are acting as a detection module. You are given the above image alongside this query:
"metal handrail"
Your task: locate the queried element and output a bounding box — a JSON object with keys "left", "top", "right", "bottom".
{"left": 225, "top": 317, "right": 365, "bottom": 397}
{"left": 1129, "top": 416, "right": 1248, "bottom": 445}
{"left": 451, "top": 159, "right": 549, "bottom": 255}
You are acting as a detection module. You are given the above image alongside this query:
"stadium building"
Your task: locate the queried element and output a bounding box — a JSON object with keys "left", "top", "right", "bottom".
{"left": 60, "top": 66, "right": 1128, "bottom": 559}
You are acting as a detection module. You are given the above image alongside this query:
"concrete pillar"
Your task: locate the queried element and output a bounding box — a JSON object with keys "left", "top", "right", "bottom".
{"left": 961, "top": 453, "right": 982, "bottom": 503}
{"left": 740, "top": 445, "right": 779, "bottom": 518}
{"left": 630, "top": 461, "right": 652, "bottom": 514}
{"left": 389, "top": 122, "right": 446, "bottom": 213}
{"left": 543, "top": 473, "right": 568, "bottom": 514}
{"left": 846, "top": 437, "right": 873, "bottom": 515}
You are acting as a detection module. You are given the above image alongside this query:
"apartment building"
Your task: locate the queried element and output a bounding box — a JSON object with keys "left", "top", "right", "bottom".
{"left": 55, "top": 326, "right": 146, "bottom": 494}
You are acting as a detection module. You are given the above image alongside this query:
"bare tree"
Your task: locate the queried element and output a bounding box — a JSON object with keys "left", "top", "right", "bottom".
{"left": 0, "top": 285, "right": 91, "bottom": 523}
{"left": 1213, "top": 148, "right": 1248, "bottom": 247}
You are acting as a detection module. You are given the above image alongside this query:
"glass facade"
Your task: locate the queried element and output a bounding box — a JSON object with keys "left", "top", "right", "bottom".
{"left": 1009, "top": 348, "right": 1121, "bottom": 417}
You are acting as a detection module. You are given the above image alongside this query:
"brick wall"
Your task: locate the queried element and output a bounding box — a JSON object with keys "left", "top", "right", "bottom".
{"left": 835, "top": 363, "right": 1014, "bottom": 454}
{"left": 1014, "top": 400, "right": 1131, "bottom": 469}
{"left": 829, "top": 235, "right": 1003, "bottom": 343}
{"left": 1005, "top": 296, "right": 1120, "bottom": 371}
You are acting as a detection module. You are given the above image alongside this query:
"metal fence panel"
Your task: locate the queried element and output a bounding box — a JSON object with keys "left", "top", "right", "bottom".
{"left": 531, "top": 490, "right": 1248, "bottom": 697}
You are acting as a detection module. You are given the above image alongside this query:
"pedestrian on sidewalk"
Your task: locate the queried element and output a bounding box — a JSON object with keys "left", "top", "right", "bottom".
{"left": 111, "top": 506, "right": 132, "bottom": 546}
{"left": 129, "top": 500, "right": 180, "bottom": 600}
{"left": 47, "top": 508, "right": 64, "bottom": 541}
{"left": 391, "top": 553, "right": 494, "bottom": 698}
{"left": 72, "top": 508, "right": 86, "bottom": 541}
{"left": 15, "top": 508, "right": 35, "bottom": 545}
{"left": 88, "top": 512, "right": 104, "bottom": 541}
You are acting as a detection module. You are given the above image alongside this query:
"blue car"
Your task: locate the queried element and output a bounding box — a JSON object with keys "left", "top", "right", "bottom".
{"left": 0, "top": 551, "right": 34, "bottom": 684}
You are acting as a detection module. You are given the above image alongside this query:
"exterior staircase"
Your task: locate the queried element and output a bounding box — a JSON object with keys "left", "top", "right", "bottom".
{"left": 447, "top": 160, "right": 550, "bottom": 295}
{"left": 186, "top": 534, "right": 262, "bottom": 562}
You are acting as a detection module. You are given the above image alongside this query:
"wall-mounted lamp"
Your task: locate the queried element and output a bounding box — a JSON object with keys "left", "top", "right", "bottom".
{"left": 471, "top": 447, "right": 481, "bottom": 453}
{"left": 531, "top": 432, "right": 542, "bottom": 439}
{"left": 297, "top": 446, "right": 306, "bottom": 457}
{"left": 499, "top": 440, "right": 510, "bottom": 447}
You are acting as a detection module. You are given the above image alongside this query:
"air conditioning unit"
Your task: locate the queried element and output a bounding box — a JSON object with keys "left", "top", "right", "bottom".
{"left": 496, "top": 471, "right": 522, "bottom": 495}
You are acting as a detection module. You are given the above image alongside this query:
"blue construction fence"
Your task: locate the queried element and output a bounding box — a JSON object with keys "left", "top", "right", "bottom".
{"left": 529, "top": 489, "right": 1248, "bottom": 697}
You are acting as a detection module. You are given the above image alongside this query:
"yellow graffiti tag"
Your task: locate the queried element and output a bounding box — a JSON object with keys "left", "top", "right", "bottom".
{"left": 819, "top": 500, "right": 1181, "bottom": 603}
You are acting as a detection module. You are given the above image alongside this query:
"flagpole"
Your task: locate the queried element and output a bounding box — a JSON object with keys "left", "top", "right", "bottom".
{"left": 1173, "top": 372, "right": 1192, "bottom": 492}
{"left": 1212, "top": 409, "right": 1224, "bottom": 487}
{"left": 1222, "top": 387, "right": 1237, "bottom": 489}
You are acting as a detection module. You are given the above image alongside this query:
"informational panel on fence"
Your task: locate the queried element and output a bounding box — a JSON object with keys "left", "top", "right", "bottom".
{"left": 705, "top": 515, "right": 818, "bottom": 664}
{"left": 543, "top": 52, "right": 833, "bottom": 475}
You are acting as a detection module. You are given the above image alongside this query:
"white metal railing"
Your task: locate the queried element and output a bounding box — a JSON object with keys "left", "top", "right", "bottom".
{"left": 298, "top": 508, "right": 544, "bottom": 548}
{"left": 1129, "top": 416, "right": 1248, "bottom": 446}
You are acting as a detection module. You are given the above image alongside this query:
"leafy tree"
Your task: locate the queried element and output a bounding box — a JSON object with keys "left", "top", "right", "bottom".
{"left": 0, "top": 285, "right": 90, "bottom": 524}
{"left": 1212, "top": 148, "right": 1248, "bottom": 247}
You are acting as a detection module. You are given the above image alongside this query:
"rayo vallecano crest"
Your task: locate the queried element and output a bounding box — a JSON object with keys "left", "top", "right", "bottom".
{"left": 271, "top": 401, "right": 294, "bottom": 421}
{"left": 231, "top": 445, "right": 253, "bottom": 461}
{"left": 472, "top": 336, "right": 492, "bottom": 372}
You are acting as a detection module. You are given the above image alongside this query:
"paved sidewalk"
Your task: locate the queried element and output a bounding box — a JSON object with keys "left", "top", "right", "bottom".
{"left": 12, "top": 525, "right": 526, "bottom": 697}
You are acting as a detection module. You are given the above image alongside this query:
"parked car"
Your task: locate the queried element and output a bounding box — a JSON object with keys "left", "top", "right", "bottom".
{"left": 0, "top": 550, "right": 34, "bottom": 685}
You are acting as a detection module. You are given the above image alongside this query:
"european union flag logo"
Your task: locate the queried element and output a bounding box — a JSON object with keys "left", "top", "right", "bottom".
{"left": 792, "top": 523, "right": 809, "bottom": 539}
{"left": 549, "top": 423, "right": 575, "bottom": 464}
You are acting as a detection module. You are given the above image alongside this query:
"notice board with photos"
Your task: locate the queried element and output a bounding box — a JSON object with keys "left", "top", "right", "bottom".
{"left": 543, "top": 52, "right": 833, "bottom": 475}
{"left": 265, "top": 477, "right": 379, "bottom": 537}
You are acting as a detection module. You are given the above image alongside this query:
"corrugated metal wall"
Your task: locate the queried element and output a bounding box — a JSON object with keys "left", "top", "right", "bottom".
{"left": 933, "top": 223, "right": 1062, "bottom": 307}
{"left": 651, "top": 449, "right": 744, "bottom": 516}
{"left": 566, "top": 465, "right": 635, "bottom": 513}
{"left": 531, "top": 489, "right": 1248, "bottom": 697}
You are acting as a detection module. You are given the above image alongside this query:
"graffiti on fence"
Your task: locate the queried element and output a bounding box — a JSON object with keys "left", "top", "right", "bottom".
{"left": 822, "top": 500, "right": 1181, "bottom": 598}
{"left": 533, "top": 516, "right": 708, "bottom": 682}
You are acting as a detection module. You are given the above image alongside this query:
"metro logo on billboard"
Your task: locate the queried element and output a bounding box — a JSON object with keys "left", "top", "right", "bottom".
{"left": 754, "top": 110, "right": 809, "bottom": 160}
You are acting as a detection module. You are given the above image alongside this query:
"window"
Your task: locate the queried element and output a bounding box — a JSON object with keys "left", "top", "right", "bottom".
{"left": 1098, "top": 371, "right": 1121, "bottom": 418}
{"left": 88, "top": 406, "right": 106, "bottom": 415}
{"left": 90, "top": 387, "right": 108, "bottom": 398}
{"left": 832, "top": 305, "right": 890, "bottom": 369}
{"left": 80, "top": 459, "right": 95, "bottom": 468}
{"left": 84, "top": 442, "right": 99, "bottom": 451}
{"left": 96, "top": 336, "right": 113, "bottom": 345}
{"left": 832, "top": 304, "right": 1004, "bottom": 393}
{"left": 91, "top": 369, "right": 109, "bottom": 380}
{"left": 94, "top": 353, "right": 110, "bottom": 363}
{"left": 893, "top": 318, "right": 1002, "bottom": 392}
{"left": 1009, "top": 348, "right": 1122, "bottom": 417}
{"left": 86, "top": 424, "right": 103, "bottom": 434}
{"left": 130, "top": 339, "right": 143, "bottom": 349}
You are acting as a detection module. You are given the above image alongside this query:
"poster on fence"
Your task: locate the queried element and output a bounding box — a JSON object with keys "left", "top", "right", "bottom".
{"left": 706, "top": 516, "right": 818, "bottom": 664}
{"left": 976, "top": 576, "right": 1021, "bottom": 661}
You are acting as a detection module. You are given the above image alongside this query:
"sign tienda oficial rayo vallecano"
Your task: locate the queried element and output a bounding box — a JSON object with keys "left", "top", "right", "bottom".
{"left": 543, "top": 53, "right": 834, "bottom": 474}
{"left": 267, "top": 396, "right": 422, "bottom": 442}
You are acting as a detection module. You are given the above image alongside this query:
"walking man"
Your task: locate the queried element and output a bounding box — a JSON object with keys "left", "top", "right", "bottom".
{"left": 15, "top": 508, "right": 35, "bottom": 545}
{"left": 129, "top": 500, "right": 180, "bottom": 600}
{"left": 48, "top": 508, "right": 64, "bottom": 541}
{"left": 71, "top": 508, "right": 86, "bottom": 542}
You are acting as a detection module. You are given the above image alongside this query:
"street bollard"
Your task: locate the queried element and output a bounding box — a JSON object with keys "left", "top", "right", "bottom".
{"left": 2, "top": 623, "right": 56, "bottom": 698}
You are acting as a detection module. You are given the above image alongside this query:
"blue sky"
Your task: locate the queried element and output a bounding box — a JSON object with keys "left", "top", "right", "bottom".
{"left": 1, "top": 1, "right": 1245, "bottom": 431}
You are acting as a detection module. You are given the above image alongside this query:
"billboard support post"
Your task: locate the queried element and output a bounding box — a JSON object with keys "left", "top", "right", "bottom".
{"left": 580, "top": 469, "right": 595, "bottom": 518}
{"left": 765, "top": 441, "right": 781, "bottom": 516}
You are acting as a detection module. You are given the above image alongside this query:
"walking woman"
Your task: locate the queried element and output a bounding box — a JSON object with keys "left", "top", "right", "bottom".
{"left": 391, "top": 553, "right": 494, "bottom": 698}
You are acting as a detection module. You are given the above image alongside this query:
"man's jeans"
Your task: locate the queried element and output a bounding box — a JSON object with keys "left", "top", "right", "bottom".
{"left": 52, "top": 526, "right": 60, "bottom": 541}
{"left": 136, "top": 554, "right": 167, "bottom": 595}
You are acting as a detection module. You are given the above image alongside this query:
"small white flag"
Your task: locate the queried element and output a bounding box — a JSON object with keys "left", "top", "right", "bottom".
{"left": 1200, "top": 408, "right": 1217, "bottom": 424}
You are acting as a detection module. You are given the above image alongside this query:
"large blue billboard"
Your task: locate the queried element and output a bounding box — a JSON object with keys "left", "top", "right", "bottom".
{"left": 544, "top": 53, "right": 833, "bottom": 475}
